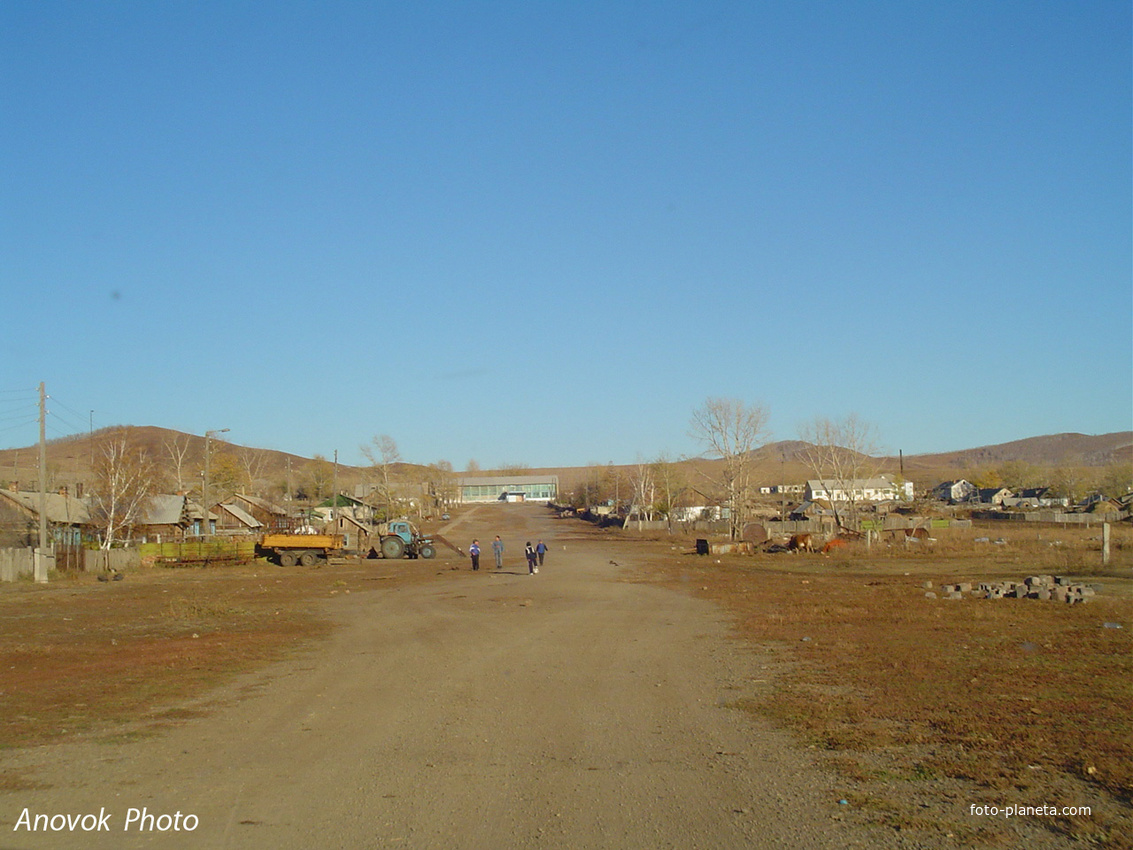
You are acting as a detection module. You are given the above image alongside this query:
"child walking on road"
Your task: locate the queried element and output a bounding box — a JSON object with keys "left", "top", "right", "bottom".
{"left": 470, "top": 540, "right": 480, "bottom": 571}
{"left": 525, "top": 542, "right": 537, "bottom": 574}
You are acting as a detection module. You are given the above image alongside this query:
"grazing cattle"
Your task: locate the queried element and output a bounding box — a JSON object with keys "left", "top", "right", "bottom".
{"left": 821, "top": 538, "right": 848, "bottom": 554}
{"left": 788, "top": 533, "right": 814, "bottom": 553}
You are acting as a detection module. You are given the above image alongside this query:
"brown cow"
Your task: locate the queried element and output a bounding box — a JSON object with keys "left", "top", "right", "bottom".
{"left": 821, "top": 537, "right": 848, "bottom": 554}
{"left": 788, "top": 533, "right": 814, "bottom": 553}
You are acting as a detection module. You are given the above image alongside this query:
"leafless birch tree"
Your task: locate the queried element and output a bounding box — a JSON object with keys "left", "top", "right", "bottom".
{"left": 362, "top": 434, "right": 401, "bottom": 520}
{"left": 797, "top": 414, "right": 881, "bottom": 529}
{"left": 90, "top": 429, "right": 157, "bottom": 550}
{"left": 627, "top": 457, "right": 657, "bottom": 528}
{"left": 162, "top": 432, "right": 193, "bottom": 493}
{"left": 689, "top": 398, "right": 771, "bottom": 540}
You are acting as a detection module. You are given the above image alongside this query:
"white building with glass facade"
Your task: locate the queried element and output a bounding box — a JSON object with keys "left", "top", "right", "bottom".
{"left": 458, "top": 475, "right": 559, "bottom": 504}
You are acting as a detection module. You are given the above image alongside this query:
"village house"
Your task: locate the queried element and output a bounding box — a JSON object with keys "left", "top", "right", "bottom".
{"left": 1002, "top": 487, "right": 1069, "bottom": 508}
{"left": 0, "top": 487, "right": 91, "bottom": 549}
{"left": 133, "top": 494, "right": 192, "bottom": 543}
{"left": 228, "top": 493, "right": 291, "bottom": 531}
{"left": 805, "top": 475, "right": 911, "bottom": 504}
{"left": 931, "top": 479, "right": 978, "bottom": 503}
{"left": 213, "top": 502, "right": 263, "bottom": 535}
{"left": 977, "top": 487, "right": 1013, "bottom": 506}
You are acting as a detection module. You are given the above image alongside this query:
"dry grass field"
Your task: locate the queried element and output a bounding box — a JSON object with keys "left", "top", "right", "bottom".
{"left": 1, "top": 514, "right": 1129, "bottom": 846}
{"left": 631, "top": 521, "right": 1133, "bottom": 846}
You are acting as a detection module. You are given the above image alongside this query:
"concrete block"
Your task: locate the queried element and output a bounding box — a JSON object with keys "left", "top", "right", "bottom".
{"left": 946, "top": 591, "right": 964, "bottom": 600}
{"left": 924, "top": 591, "right": 937, "bottom": 599}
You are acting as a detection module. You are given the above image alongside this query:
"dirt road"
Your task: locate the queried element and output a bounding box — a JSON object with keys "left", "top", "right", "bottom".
{"left": 4, "top": 505, "right": 890, "bottom": 849}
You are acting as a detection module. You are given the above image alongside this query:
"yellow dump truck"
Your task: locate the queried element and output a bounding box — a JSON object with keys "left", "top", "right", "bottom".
{"left": 258, "top": 532, "right": 344, "bottom": 567}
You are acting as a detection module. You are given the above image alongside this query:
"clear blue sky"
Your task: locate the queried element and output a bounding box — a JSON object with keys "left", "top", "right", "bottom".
{"left": 3, "top": 1, "right": 1130, "bottom": 469}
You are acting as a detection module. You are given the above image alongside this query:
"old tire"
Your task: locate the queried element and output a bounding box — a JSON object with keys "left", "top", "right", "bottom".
{"left": 279, "top": 551, "right": 298, "bottom": 567}
{"left": 299, "top": 551, "right": 318, "bottom": 567}
{"left": 418, "top": 544, "right": 436, "bottom": 559}
{"left": 380, "top": 535, "right": 406, "bottom": 559}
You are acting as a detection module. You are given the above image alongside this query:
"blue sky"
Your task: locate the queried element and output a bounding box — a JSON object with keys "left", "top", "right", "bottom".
{"left": 2, "top": 1, "right": 1130, "bottom": 469}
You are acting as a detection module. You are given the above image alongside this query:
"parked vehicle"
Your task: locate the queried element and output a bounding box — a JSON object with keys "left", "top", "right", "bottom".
{"left": 375, "top": 519, "right": 436, "bottom": 559}
{"left": 258, "top": 532, "right": 344, "bottom": 567}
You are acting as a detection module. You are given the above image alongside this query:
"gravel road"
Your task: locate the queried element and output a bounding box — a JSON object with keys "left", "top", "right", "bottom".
{"left": 4, "top": 504, "right": 894, "bottom": 849}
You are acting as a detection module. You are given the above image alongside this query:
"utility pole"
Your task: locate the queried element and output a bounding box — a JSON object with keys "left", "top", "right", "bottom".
{"left": 332, "top": 450, "right": 338, "bottom": 522}
{"left": 35, "top": 382, "right": 48, "bottom": 582}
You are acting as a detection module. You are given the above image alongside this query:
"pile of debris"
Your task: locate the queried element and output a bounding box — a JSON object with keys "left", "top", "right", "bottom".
{"left": 927, "top": 575, "right": 1100, "bottom": 603}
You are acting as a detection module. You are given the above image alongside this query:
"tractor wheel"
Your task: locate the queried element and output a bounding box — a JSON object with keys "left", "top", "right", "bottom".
{"left": 299, "top": 551, "right": 318, "bottom": 567}
{"left": 279, "top": 551, "right": 297, "bottom": 567}
{"left": 418, "top": 544, "right": 436, "bottom": 559}
{"left": 380, "top": 535, "right": 406, "bottom": 559}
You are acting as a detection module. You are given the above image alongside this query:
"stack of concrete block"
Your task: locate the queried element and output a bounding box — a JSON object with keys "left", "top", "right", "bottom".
{"left": 936, "top": 575, "right": 1101, "bottom": 603}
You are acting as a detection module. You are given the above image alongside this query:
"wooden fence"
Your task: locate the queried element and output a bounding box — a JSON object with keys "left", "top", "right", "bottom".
{"left": 1, "top": 537, "right": 258, "bottom": 581}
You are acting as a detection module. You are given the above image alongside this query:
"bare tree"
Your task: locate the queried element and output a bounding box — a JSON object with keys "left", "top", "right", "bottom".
{"left": 305, "top": 454, "right": 334, "bottom": 503}
{"left": 797, "top": 414, "right": 881, "bottom": 530}
{"left": 163, "top": 432, "right": 193, "bottom": 494}
{"left": 1097, "top": 462, "right": 1133, "bottom": 498}
{"left": 996, "top": 460, "right": 1040, "bottom": 491}
{"left": 466, "top": 459, "right": 481, "bottom": 473}
{"left": 425, "top": 460, "right": 458, "bottom": 513}
{"left": 208, "top": 447, "right": 246, "bottom": 503}
{"left": 89, "top": 429, "right": 157, "bottom": 550}
{"left": 689, "top": 398, "right": 771, "bottom": 540}
{"left": 362, "top": 434, "right": 402, "bottom": 521}
{"left": 651, "top": 452, "right": 688, "bottom": 533}
{"left": 238, "top": 446, "right": 269, "bottom": 496}
{"left": 627, "top": 457, "right": 656, "bottom": 528}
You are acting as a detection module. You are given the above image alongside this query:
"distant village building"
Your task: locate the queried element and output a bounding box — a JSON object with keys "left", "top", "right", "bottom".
{"left": 1002, "top": 487, "right": 1069, "bottom": 508}
{"left": 932, "top": 480, "right": 978, "bottom": 503}
{"left": 977, "top": 487, "right": 1013, "bottom": 506}
{"left": 457, "top": 475, "right": 558, "bottom": 504}
{"left": 804, "top": 475, "right": 911, "bottom": 504}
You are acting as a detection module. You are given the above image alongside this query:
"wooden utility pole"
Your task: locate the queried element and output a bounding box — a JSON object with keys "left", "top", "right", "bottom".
{"left": 35, "top": 382, "right": 48, "bottom": 582}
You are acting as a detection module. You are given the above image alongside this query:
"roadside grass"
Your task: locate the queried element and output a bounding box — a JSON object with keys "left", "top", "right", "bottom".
{"left": 0, "top": 561, "right": 343, "bottom": 749}
{"left": 639, "top": 526, "right": 1133, "bottom": 846}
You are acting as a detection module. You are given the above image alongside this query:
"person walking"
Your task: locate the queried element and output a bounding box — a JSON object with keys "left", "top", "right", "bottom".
{"left": 525, "top": 541, "right": 537, "bottom": 574}
{"left": 492, "top": 535, "right": 504, "bottom": 569}
{"left": 535, "top": 539, "right": 547, "bottom": 568}
{"left": 469, "top": 539, "right": 480, "bottom": 571}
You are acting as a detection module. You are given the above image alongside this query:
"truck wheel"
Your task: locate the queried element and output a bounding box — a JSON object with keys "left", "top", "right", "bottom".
{"left": 419, "top": 544, "right": 436, "bottom": 559}
{"left": 380, "top": 535, "right": 406, "bottom": 559}
{"left": 279, "top": 552, "right": 297, "bottom": 567}
{"left": 299, "top": 551, "right": 318, "bottom": 567}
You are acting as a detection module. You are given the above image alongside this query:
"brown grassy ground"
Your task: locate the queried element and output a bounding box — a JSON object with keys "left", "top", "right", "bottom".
{"left": 0, "top": 556, "right": 442, "bottom": 754}
{"left": 2, "top": 517, "right": 1130, "bottom": 845}
{"left": 629, "top": 521, "right": 1133, "bottom": 846}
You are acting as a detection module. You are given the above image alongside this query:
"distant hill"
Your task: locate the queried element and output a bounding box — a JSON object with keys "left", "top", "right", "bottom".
{"left": 899, "top": 432, "right": 1132, "bottom": 470}
{"left": 0, "top": 427, "right": 1127, "bottom": 497}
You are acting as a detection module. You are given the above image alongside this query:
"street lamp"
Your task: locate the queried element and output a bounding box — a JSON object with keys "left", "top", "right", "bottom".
{"left": 202, "top": 428, "right": 230, "bottom": 538}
